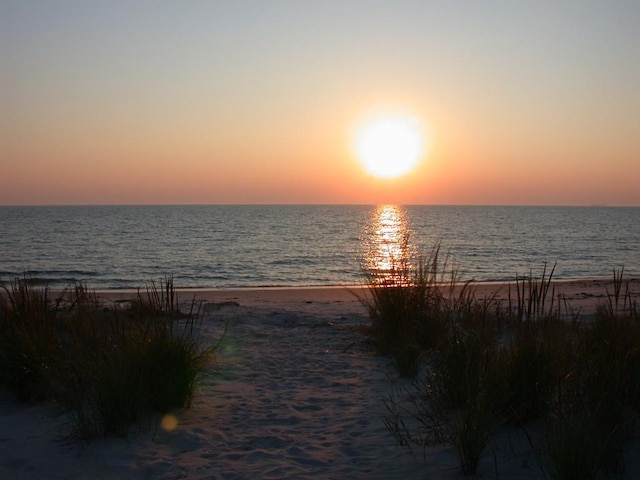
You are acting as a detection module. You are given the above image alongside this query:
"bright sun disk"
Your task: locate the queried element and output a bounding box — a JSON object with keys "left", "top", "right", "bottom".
{"left": 355, "top": 115, "right": 424, "bottom": 179}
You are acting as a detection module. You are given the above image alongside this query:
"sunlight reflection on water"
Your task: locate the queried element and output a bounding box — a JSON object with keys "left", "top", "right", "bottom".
{"left": 2, "top": 205, "right": 638, "bottom": 288}
{"left": 362, "top": 205, "right": 412, "bottom": 285}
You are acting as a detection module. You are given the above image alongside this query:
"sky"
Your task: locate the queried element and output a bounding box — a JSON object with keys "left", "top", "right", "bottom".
{"left": 2, "top": 1, "right": 639, "bottom": 206}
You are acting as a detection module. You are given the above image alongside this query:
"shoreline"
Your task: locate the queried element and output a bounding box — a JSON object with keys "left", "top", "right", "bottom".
{"left": 89, "top": 274, "right": 639, "bottom": 292}
{"left": 94, "top": 276, "right": 640, "bottom": 317}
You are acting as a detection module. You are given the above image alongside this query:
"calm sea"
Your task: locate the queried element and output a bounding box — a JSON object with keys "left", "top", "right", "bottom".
{"left": 1, "top": 205, "right": 639, "bottom": 290}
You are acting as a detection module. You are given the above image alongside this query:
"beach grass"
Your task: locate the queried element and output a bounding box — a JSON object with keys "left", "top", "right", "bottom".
{"left": 0, "top": 275, "right": 220, "bottom": 440}
{"left": 367, "top": 257, "right": 640, "bottom": 476}
{"left": 356, "top": 244, "right": 453, "bottom": 375}
{"left": 2, "top": 264, "right": 639, "bottom": 477}
{"left": 541, "top": 271, "right": 640, "bottom": 478}
{"left": 0, "top": 276, "right": 61, "bottom": 401}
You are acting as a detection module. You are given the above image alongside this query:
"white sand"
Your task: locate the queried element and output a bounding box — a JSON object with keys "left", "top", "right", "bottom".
{"left": 1, "top": 279, "right": 639, "bottom": 479}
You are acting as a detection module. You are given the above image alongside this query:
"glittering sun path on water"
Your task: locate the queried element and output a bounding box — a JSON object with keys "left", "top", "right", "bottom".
{"left": 1, "top": 205, "right": 639, "bottom": 289}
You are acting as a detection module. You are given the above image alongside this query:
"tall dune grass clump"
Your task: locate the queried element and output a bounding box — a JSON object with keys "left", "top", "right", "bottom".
{"left": 357, "top": 244, "right": 456, "bottom": 376}
{"left": 0, "top": 275, "right": 221, "bottom": 440}
{"left": 508, "top": 263, "right": 559, "bottom": 323}
{"left": 0, "top": 276, "right": 61, "bottom": 401}
{"left": 379, "top": 264, "right": 542, "bottom": 474}
{"left": 496, "top": 264, "right": 572, "bottom": 425}
{"left": 130, "top": 275, "right": 181, "bottom": 318}
{"left": 380, "top": 263, "right": 640, "bottom": 476}
{"left": 362, "top": 242, "right": 504, "bottom": 472}
{"left": 69, "top": 307, "right": 214, "bottom": 439}
{"left": 384, "top": 326, "right": 505, "bottom": 475}
{"left": 541, "top": 269, "right": 640, "bottom": 479}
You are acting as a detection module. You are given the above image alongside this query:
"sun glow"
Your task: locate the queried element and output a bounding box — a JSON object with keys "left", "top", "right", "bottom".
{"left": 354, "top": 114, "right": 425, "bottom": 179}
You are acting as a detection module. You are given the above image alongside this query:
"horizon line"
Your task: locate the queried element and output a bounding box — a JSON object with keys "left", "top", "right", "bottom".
{"left": 1, "top": 202, "right": 638, "bottom": 208}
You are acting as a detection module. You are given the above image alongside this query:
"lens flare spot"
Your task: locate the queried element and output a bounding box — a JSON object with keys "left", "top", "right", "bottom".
{"left": 161, "top": 413, "right": 179, "bottom": 431}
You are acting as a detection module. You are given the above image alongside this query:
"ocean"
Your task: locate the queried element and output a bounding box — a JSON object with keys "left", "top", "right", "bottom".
{"left": 1, "top": 205, "right": 639, "bottom": 290}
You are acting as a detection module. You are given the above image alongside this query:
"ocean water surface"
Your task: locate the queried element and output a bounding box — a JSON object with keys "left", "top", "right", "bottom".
{"left": 1, "top": 205, "right": 638, "bottom": 290}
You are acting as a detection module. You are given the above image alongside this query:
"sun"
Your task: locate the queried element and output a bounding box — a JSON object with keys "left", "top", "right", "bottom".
{"left": 354, "top": 114, "right": 424, "bottom": 179}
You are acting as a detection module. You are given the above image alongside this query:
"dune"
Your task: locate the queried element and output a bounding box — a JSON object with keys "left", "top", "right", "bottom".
{"left": 1, "top": 278, "right": 639, "bottom": 479}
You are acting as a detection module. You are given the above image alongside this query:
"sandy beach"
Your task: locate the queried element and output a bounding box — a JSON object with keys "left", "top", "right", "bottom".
{"left": 1, "top": 278, "right": 639, "bottom": 479}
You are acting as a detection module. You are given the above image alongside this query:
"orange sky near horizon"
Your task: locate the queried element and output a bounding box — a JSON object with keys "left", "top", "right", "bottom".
{"left": 2, "top": 2, "right": 639, "bottom": 206}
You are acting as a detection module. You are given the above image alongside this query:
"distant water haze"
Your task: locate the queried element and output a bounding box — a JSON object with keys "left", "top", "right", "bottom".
{"left": 1, "top": 205, "right": 638, "bottom": 290}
